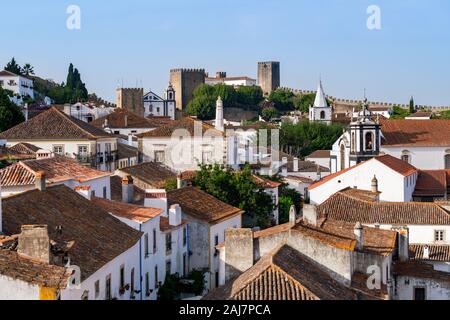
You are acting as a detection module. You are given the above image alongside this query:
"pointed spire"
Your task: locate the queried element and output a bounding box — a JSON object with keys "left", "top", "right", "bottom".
{"left": 313, "top": 80, "right": 328, "bottom": 108}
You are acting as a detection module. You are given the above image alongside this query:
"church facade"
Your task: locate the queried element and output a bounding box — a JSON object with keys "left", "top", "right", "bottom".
{"left": 143, "top": 83, "right": 176, "bottom": 120}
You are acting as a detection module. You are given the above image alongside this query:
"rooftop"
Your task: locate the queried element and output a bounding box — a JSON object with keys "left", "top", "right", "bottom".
{"left": 306, "top": 150, "right": 331, "bottom": 159}
{"left": 413, "top": 170, "right": 450, "bottom": 197}
{"left": 0, "top": 107, "right": 113, "bottom": 140}
{"left": 203, "top": 244, "right": 358, "bottom": 300}
{"left": 1, "top": 185, "right": 142, "bottom": 281}
{"left": 118, "top": 162, "right": 176, "bottom": 188}
{"left": 0, "top": 156, "right": 110, "bottom": 187}
{"left": 167, "top": 186, "right": 243, "bottom": 224}
{"left": 380, "top": 119, "right": 450, "bottom": 147}
{"left": 137, "top": 117, "right": 224, "bottom": 138}
{"left": 90, "top": 108, "right": 156, "bottom": 129}
{"left": 409, "top": 244, "right": 450, "bottom": 262}
{"left": 317, "top": 190, "right": 450, "bottom": 225}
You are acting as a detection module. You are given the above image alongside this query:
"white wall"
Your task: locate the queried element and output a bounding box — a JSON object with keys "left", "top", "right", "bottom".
{"left": 368, "top": 224, "right": 450, "bottom": 245}
{"left": 0, "top": 74, "right": 34, "bottom": 99}
{"left": 305, "top": 157, "right": 331, "bottom": 169}
{"left": 309, "top": 159, "right": 412, "bottom": 205}
{"left": 395, "top": 276, "right": 450, "bottom": 300}
{"left": 381, "top": 146, "right": 450, "bottom": 170}
{"left": 0, "top": 275, "right": 40, "bottom": 300}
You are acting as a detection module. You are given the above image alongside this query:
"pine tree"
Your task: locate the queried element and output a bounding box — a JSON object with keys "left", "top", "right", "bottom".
{"left": 4, "top": 57, "right": 22, "bottom": 75}
{"left": 409, "top": 96, "right": 415, "bottom": 114}
{"left": 66, "top": 63, "right": 74, "bottom": 89}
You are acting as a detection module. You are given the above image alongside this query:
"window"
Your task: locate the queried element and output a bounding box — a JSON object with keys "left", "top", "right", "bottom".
{"left": 154, "top": 266, "right": 158, "bottom": 288}
{"left": 144, "top": 233, "right": 149, "bottom": 257}
{"left": 155, "top": 151, "right": 165, "bottom": 163}
{"left": 183, "top": 226, "right": 187, "bottom": 246}
{"left": 78, "top": 145, "right": 88, "bottom": 155}
{"left": 103, "top": 186, "right": 107, "bottom": 199}
{"left": 183, "top": 253, "right": 187, "bottom": 277}
{"left": 445, "top": 153, "right": 450, "bottom": 169}
{"left": 401, "top": 150, "right": 411, "bottom": 163}
{"left": 120, "top": 265, "right": 125, "bottom": 289}
{"left": 145, "top": 273, "right": 150, "bottom": 295}
{"left": 340, "top": 144, "right": 345, "bottom": 171}
{"left": 320, "top": 111, "right": 325, "bottom": 119}
{"left": 351, "top": 132, "right": 356, "bottom": 153}
{"left": 166, "top": 233, "right": 172, "bottom": 254}
{"left": 215, "top": 272, "right": 219, "bottom": 288}
{"left": 0, "top": 80, "right": 3, "bottom": 86}
{"left": 153, "top": 229, "right": 157, "bottom": 253}
{"left": 365, "top": 132, "right": 373, "bottom": 151}
{"left": 435, "top": 230, "right": 445, "bottom": 242}
{"left": 414, "top": 287, "right": 426, "bottom": 300}
{"left": 130, "top": 268, "right": 135, "bottom": 293}
{"left": 105, "top": 275, "right": 111, "bottom": 300}
{"left": 53, "top": 145, "right": 64, "bottom": 155}
{"left": 166, "top": 260, "right": 172, "bottom": 275}
{"left": 114, "top": 130, "right": 120, "bottom": 135}
{"left": 91, "top": 190, "right": 96, "bottom": 198}
{"left": 202, "top": 151, "right": 212, "bottom": 164}
{"left": 214, "top": 234, "right": 219, "bottom": 246}
{"left": 94, "top": 280, "right": 100, "bottom": 298}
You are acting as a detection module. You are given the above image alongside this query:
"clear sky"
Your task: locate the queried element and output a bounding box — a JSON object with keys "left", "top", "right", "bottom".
{"left": 1, "top": 0, "right": 449, "bottom": 106}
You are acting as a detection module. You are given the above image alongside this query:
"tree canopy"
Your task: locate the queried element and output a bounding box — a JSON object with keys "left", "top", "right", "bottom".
{"left": 0, "top": 87, "right": 25, "bottom": 132}
{"left": 268, "top": 88, "right": 295, "bottom": 111}
{"left": 280, "top": 121, "right": 345, "bottom": 158}
{"left": 193, "top": 164, "right": 275, "bottom": 228}
{"left": 4, "top": 57, "right": 22, "bottom": 75}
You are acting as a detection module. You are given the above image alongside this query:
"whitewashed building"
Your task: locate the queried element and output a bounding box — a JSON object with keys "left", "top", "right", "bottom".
{"left": 0, "top": 70, "right": 34, "bottom": 100}
{"left": 309, "top": 81, "right": 332, "bottom": 124}
{"left": 143, "top": 84, "right": 176, "bottom": 120}
{"left": 63, "top": 102, "right": 115, "bottom": 123}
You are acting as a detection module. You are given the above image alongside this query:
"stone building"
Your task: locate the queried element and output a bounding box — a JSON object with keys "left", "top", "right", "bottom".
{"left": 257, "top": 61, "right": 280, "bottom": 96}
{"left": 116, "top": 88, "right": 144, "bottom": 117}
{"left": 169, "top": 68, "right": 206, "bottom": 111}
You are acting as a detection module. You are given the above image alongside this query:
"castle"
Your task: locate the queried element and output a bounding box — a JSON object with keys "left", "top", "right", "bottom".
{"left": 169, "top": 68, "right": 206, "bottom": 112}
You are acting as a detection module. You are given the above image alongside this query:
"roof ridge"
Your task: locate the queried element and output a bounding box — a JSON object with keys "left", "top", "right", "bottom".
{"left": 53, "top": 107, "right": 96, "bottom": 139}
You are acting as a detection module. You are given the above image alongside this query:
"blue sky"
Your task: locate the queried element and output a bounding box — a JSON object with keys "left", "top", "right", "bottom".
{"left": 1, "top": 0, "right": 449, "bottom": 105}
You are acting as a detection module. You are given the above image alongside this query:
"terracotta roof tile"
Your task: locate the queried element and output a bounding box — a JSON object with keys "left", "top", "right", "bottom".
{"left": 159, "top": 216, "right": 188, "bottom": 232}
{"left": 306, "top": 150, "right": 331, "bottom": 159}
{"left": 91, "top": 197, "right": 163, "bottom": 223}
{"left": 0, "top": 107, "right": 112, "bottom": 140}
{"left": 137, "top": 117, "right": 224, "bottom": 138}
{"left": 90, "top": 109, "right": 156, "bottom": 129}
{"left": 0, "top": 156, "right": 110, "bottom": 187}
{"left": 252, "top": 174, "right": 281, "bottom": 188}
{"left": 118, "top": 162, "right": 176, "bottom": 188}
{"left": 317, "top": 191, "right": 450, "bottom": 225}
{"left": 167, "top": 186, "right": 243, "bottom": 224}
{"left": 2, "top": 185, "right": 142, "bottom": 281}
{"left": 380, "top": 119, "right": 450, "bottom": 147}
{"left": 414, "top": 170, "right": 450, "bottom": 197}
{"left": 409, "top": 244, "right": 450, "bottom": 262}
{"left": 203, "top": 245, "right": 358, "bottom": 300}
{"left": 393, "top": 261, "right": 450, "bottom": 282}
{"left": 0, "top": 249, "right": 71, "bottom": 289}
{"left": 110, "top": 175, "right": 145, "bottom": 204}
{"left": 117, "top": 143, "right": 138, "bottom": 160}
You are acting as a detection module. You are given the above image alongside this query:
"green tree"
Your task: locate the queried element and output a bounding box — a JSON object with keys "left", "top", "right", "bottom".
{"left": 293, "top": 93, "right": 315, "bottom": 113}
{"left": 213, "top": 83, "right": 236, "bottom": 107}
{"left": 0, "top": 87, "right": 25, "bottom": 132}
{"left": 186, "top": 95, "right": 216, "bottom": 120}
{"left": 268, "top": 88, "right": 295, "bottom": 111}
{"left": 391, "top": 105, "right": 411, "bottom": 119}
{"left": 261, "top": 106, "right": 278, "bottom": 121}
{"left": 21, "top": 63, "right": 35, "bottom": 76}
{"left": 280, "top": 121, "right": 345, "bottom": 157}
{"left": 194, "top": 164, "right": 275, "bottom": 228}
{"left": 4, "top": 57, "right": 22, "bottom": 75}
{"left": 409, "top": 96, "right": 415, "bottom": 114}
{"left": 236, "top": 85, "right": 264, "bottom": 107}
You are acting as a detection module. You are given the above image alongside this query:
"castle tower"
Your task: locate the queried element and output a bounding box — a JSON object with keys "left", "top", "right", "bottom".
{"left": 257, "top": 61, "right": 280, "bottom": 96}
{"left": 116, "top": 88, "right": 144, "bottom": 117}
{"left": 348, "top": 99, "right": 381, "bottom": 166}
{"left": 215, "top": 96, "right": 224, "bottom": 132}
{"left": 169, "top": 68, "right": 206, "bottom": 112}
{"left": 309, "top": 80, "right": 332, "bottom": 124}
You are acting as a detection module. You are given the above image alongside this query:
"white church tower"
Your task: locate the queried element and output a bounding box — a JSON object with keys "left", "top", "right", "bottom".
{"left": 309, "top": 81, "right": 332, "bottom": 124}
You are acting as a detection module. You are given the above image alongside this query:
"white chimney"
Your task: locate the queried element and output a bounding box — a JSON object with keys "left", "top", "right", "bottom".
{"left": 293, "top": 157, "right": 299, "bottom": 172}
{"left": 423, "top": 245, "right": 429, "bottom": 260}
{"left": 354, "top": 222, "right": 364, "bottom": 250}
{"left": 74, "top": 185, "right": 91, "bottom": 200}
{"left": 128, "top": 133, "right": 133, "bottom": 146}
{"left": 302, "top": 204, "right": 317, "bottom": 226}
{"left": 177, "top": 173, "right": 186, "bottom": 189}
{"left": 24, "top": 103, "right": 29, "bottom": 121}
{"left": 122, "top": 176, "right": 134, "bottom": 203}
{"left": 289, "top": 205, "right": 297, "bottom": 226}
{"left": 169, "top": 204, "right": 182, "bottom": 226}
{"left": 281, "top": 157, "right": 288, "bottom": 176}
{"left": 398, "top": 227, "right": 410, "bottom": 261}
{"left": 215, "top": 96, "right": 224, "bottom": 132}
{"left": 316, "top": 164, "right": 322, "bottom": 181}
{"left": 35, "top": 171, "right": 46, "bottom": 191}
{"left": 144, "top": 189, "right": 168, "bottom": 215}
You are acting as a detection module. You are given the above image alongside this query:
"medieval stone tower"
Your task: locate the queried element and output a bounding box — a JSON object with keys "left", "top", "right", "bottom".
{"left": 116, "top": 88, "right": 144, "bottom": 117}
{"left": 169, "top": 68, "right": 206, "bottom": 112}
{"left": 257, "top": 61, "right": 280, "bottom": 96}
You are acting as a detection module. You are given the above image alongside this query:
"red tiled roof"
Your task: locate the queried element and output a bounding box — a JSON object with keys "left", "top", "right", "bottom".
{"left": 203, "top": 244, "right": 358, "bottom": 300}
{"left": 2, "top": 185, "right": 142, "bottom": 281}
{"left": 167, "top": 186, "right": 243, "bottom": 224}
{"left": 90, "top": 108, "right": 156, "bottom": 129}
{"left": 118, "top": 162, "right": 176, "bottom": 189}
{"left": 0, "top": 248, "right": 71, "bottom": 289}
{"left": 159, "top": 216, "right": 188, "bottom": 232}
{"left": 0, "top": 107, "right": 113, "bottom": 140}
{"left": 410, "top": 244, "right": 450, "bottom": 262}
{"left": 0, "top": 156, "right": 110, "bottom": 187}
{"left": 137, "top": 117, "right": 224, "bottom": 138}
{"left": 306, "top": 150, "right": 331, "bottom": 159}
{"left": 317, "top": 191, "right": 450, "bottom": 225}
{"left": 380, "top": 119, "right": 450, "bottom": 147}
{"left": 308, "top": 155, "right": 416, "bottom": 190}
{"left": 92, "top": 197, "right": 163, "bottom": 223}
{"left": 393, "top": 261, "right": 450, "bottom": 282}
{"left": 413, "top": 170, "right": 450, "bottom": 197}
{"left": 252, "top": 174, "right": 281, "bottom": 189}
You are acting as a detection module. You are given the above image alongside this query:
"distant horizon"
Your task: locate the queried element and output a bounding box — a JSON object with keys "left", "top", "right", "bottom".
{"left": 1, "top": 0, "right": 450, "bottom": 106}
